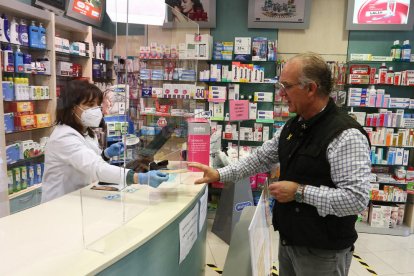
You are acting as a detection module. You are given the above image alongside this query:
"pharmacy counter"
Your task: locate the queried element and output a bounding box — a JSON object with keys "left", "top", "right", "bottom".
{"left": 0, "top": 173, "right": 207, "bottom": 276}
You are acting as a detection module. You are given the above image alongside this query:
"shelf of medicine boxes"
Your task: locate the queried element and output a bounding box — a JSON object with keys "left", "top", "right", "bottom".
{"left": 5, "top": 126, "right": 53, "bottom": 135}
{"left": 7, "top": 154, "right": 44, "bottom": 169}
{"left": 55, "top": 15, "right": 92, "bottom": 81}
{"left": 347, "top": 106, "right": 414, "bottom": 111}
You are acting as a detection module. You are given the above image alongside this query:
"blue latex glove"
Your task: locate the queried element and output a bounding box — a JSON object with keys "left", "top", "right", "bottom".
{"left": 104, "top": 142, "right": 125, "bottom": 158}
{"left": 138, "top": 170, "right": 169, "bottom": 188}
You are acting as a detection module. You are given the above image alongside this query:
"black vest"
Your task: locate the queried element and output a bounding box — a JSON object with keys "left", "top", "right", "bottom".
{"left": 274, "top": 98, "right": 370, "bottom": 250}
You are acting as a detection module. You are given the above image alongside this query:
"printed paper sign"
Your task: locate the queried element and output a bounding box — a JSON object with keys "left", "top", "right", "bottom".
{"left": 229, "top": 100, "right": 249, "bottom": 121}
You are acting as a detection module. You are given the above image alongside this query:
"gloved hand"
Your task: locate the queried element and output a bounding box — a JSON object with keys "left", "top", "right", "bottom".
{"left": 138, "top": 170, "right": 169, "bottom": 188}
{"left": 104, "top": 142, "right": 125, "bottom": 158}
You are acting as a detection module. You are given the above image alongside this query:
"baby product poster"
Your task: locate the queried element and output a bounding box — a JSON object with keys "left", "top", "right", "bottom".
{"left": 353, "top": 0, "right": 410, "bottom": 24}
{"left": 253, "top": 0, "right": 306, "bottom": 23}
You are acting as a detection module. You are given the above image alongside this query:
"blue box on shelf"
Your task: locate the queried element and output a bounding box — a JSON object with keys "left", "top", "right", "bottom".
{"left": 4, "top": 113, "right": 14, "bottom": 133}
{"left": 2, "top": 81, "right": 14, "bottom": 101}
{"left": 6, "top": 144, "right": 20, "bottom": 164}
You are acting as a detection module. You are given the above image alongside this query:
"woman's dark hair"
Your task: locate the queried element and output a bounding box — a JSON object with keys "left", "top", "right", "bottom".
{"left": 56, "top": 80, "right": 103, "bottom": 137}
{"left": 191, "top": 0, "right": 204, "bottom": 11}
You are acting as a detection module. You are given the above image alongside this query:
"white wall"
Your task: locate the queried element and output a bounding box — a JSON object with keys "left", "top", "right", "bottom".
{"left": 278, "top": 0, "right": 348, "bottom": 62}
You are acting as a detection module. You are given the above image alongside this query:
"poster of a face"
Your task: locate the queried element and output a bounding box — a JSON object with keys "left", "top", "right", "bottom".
{"left": 352, "top": 0, "right": 410, "bottom": 24}
{"left": 165, "top": 0, "right": 216, "bottom": 28}
{"left": 253, "top": 0, "right": 306, "bottom": 23}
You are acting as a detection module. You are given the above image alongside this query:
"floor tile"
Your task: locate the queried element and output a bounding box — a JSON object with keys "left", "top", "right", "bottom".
{"left": 207, "top": 230, "right": 228, "bottom": 245}
{"left": 374, "top": 249, "right": 414, "bottom": 274}
{"left": 356, "top": 233, "right": 402, "bottom": 252}
{"left": 209, "top": 242, "right": 229, "bottom": 269}
{"left": 352, "top": 251, "right": 397, "bottom": 276}
{"left": 386, "top": 235, "right": 414, "bottom": 249}
{"left": 205, "top": 242, "right": 215, "bottom": 265}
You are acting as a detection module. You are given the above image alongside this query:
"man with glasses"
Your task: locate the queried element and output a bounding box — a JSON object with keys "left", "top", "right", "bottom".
{"left": 189, "top": 52, "right": 371, "bottom": 276}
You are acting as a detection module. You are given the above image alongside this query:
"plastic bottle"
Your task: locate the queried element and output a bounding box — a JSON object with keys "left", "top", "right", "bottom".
{"left": 14, "top": 46, "right": 24, "bottom": 73}
{"left": 378, "top": 62, "right": 387, "bottom": 84}
{"left": 386, "top": 66, "right": 394, "bottom": 84}
{"left": 10, "top": 17, "right": 19, "bottom": 45}
{"left": 368, "top": 85, "right": 376, "bottom": 107}
{"left": 3, "top": 44, "right": 14, "bottom": 72}
{"left": 2, "top": 14, "right": 10, "bottom": 42}
{"left": 406, "top": 167, "right": 414, "bottom": 182}
{"left": 390, "top": 40, "right": 397, "bottom": 58}
{"left": 18, "top": 19, "right": 28, "bottom": 46}
{"left": 394, "top": 40, "right": 402, "bottom": 61}
{"left": 29, "top": 20, "right": 39, "bottom": 48}
{"left": 38, "top": 22, "right": 46, "bottom": 49}
{"left": 402, "top": 40, "right": 411, "bottom": 62}
{"left": 0, "top": 15, "right": 7, "bottom": 43}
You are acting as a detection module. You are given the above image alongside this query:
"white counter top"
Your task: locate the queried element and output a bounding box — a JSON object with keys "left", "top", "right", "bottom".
{"left": 0, "top": 172, "right": 205, "bottom": 276}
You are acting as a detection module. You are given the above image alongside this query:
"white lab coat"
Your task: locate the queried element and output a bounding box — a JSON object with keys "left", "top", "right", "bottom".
{"left": 41, "top": 124, "right": 129, "bottom": 203}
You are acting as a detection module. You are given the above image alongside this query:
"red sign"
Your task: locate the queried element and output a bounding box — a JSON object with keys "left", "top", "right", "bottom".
{"left": 72, "top": 0, "right": 102, "bottom": 19}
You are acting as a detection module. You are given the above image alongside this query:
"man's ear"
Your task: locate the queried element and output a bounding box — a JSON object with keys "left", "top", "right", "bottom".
{"left": 307, "top": 82, "right": 318, "bottom": 96}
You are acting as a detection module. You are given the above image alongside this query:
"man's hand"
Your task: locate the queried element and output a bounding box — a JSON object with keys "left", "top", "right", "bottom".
{"left": 187, "top": 162, "right": 220, "bottom": 184}
{"left": 269, "top": 181, "right": 299, "bottom": 203}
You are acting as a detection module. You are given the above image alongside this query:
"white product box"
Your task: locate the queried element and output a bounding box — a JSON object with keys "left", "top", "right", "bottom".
{"left": 163, "top": 83, "right": 173, "bottom": 98}
{"left": 209, "top": 86, "right": 227, "bottom": 100}
{"left": 57, "top": 61, "right": 72, "bottom": 76}
{"left": 228, "top": 84, "right": 240, "bottom": 100}
{"left": 254, "top": 92, "right": 273, "bottom": 102}
{"left": 257, "top": 110, "right": 273, "bottom": 120}
{"left": 249, "top": 103, "right": 257, "bottom": 119}
{"left": 152, "top": 87, "right": 163, "bottom": 98}
{"left": 263, "top": 126, "right": 270, "bottom": 141}
{"left": 369, "top": 204, "right": 392, "bottom": 228}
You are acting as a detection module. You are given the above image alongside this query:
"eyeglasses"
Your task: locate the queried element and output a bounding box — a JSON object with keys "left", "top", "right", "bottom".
{"left": 275, "top": 82, "right": 303, "bottom": 93}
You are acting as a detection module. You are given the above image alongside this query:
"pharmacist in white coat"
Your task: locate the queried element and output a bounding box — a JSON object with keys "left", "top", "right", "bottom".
{"left": 42, "top": 80, "right": 168, "bottom": 203}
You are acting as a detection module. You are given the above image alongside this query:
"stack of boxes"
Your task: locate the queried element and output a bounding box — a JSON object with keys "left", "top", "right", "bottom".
{"left": 4, "top": 102, "right": 51, "bottom": 132}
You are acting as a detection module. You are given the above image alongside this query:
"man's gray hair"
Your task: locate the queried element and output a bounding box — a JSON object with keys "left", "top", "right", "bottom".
{"left": 291, "top": 52, "right": 333, "bottom": 97}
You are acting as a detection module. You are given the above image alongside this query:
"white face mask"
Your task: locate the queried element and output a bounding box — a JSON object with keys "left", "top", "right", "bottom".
{"left": 77, "top": 106, "right": 103, "bottom": 128}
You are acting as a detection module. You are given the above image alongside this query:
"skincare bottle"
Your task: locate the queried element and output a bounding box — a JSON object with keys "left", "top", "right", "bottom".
{"left": 18, "top": 19, "right": 28, "bottom": 46}
{"left": 10, "top": 17, "right": 19, "bottom": 45}
{"left": 2, "top": 14, "right": 10, "bottom": 42}
{"left": 3, "top": 44, "right": 14, "bottom": 72}
{"left": 0, "top": 16, "right": 7, "bottom": 43}
{"left": 14, "top": 46, "right": 24, "bottom": 73}
{"left": 38, "top": 22, "right": 46, "bottom": 49}
{"left": 29, "top": 21, "right": 39, "bottom": 48}
{"left": 402, "top": 40, "right": 411, "bottom": 62}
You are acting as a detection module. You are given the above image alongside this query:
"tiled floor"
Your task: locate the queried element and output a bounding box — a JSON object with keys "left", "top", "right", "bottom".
{"left": 205, "top": 218, "right": 414, "bottom": 276}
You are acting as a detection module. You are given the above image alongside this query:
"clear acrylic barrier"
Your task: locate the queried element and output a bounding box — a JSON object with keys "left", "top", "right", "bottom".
{"left": 81, "top": 3, "right": 200, "bottom": 253}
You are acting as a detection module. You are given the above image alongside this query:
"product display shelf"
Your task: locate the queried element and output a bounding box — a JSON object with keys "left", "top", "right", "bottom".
{"left": 0, "top": 0, "right": 57, "bottom": 216}
{"left": 92, "top": 28, "right": 115, "bottom": 87}
{"left": 3, "top": 99, "right": 51, "bottom": 102}
{"left": 371, "top": 144, "right": 414, "bottom": 148}
{"left": 8, "top": 183, "right": 41, "bottom": 200}
{"left": 348, "top": 60, "right": 414, "bottom": 64}
{"left": 5, "top": 126, "right": 53, "bottom": 135}
{"left": 371, "top": 199, "right": 407, "bottom": 204}
{"left": 55, "top": 51, "right": 90, "bottom": 59}
{"left": 203, "top": 81, "right": 275, "bottom": 85}
{"left": 346, "top": 49, "right": 414, "bottom": 235}
{"left": 7, "top": 154, "right": 44, "bottom": 168}
{"left": 355, "top": 221, "right": 411, "bottom": 236}
{"left": 0, "top": 41, "right": 50, "bottom": 52}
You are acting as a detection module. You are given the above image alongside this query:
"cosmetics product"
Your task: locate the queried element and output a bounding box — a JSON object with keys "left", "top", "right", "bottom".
{"left": 0, "top": 15, "right": 8, "bottom": 42}
{"left": 18, "top": 19, "right": 28, "bottom": 46}
{"left": 14, "top": 46, "right": 24, "bottom": 73}
{"left": 9, "top": 17, "right": 19, "bottom": 45}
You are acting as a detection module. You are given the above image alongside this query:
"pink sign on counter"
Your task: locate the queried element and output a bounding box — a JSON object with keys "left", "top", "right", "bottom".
{"left": 187, "top": 120, "right": 210, "bottom": 172}
{"left": 229, "top": 100, "right": 249, "bottom": 121}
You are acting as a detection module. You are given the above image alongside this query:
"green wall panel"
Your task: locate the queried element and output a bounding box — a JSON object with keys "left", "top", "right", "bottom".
{"left": 211, "top": 0, "right": 277, "bottom": 42}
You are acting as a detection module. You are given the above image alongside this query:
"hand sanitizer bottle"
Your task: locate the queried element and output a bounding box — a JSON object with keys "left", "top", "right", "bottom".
{"left": 29, "top": 21, "right": 39, "bottom": 48}
{"left": 38, "top": 22, "right": 46, "bottom": 49}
